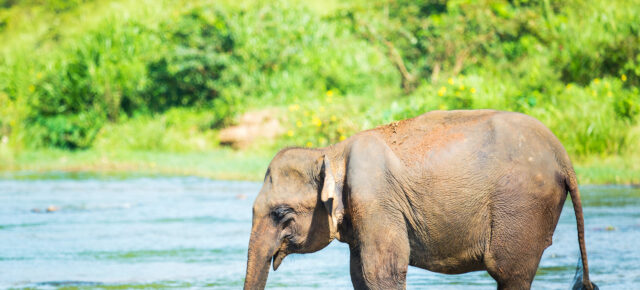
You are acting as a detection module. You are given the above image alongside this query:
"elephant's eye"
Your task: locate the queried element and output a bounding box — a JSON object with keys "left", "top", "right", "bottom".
{"left": 271, "top": 206, "right": 294, "bottom": 223}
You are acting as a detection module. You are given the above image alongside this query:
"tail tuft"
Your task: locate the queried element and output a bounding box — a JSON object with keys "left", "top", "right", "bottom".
{"left": 571, "top": 257, "right": 599, "bottom": 290}
{"left": 571, "top": 280, "right": 599, "bottom": 290}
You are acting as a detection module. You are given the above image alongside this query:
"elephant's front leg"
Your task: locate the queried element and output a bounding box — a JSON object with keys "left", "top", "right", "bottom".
{"left": 345, "top": 135, "right": 411, "bottom": 289}
{"left": 349, "top": 216, "right": 410, "bottom": 290}
{"left": 349, "top": 245, "right": 367, "bottom": 289}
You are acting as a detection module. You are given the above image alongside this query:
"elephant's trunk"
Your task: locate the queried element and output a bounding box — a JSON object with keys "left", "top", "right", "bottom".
{"left": 244, "top": 218, "right": 277, "bottom": 290}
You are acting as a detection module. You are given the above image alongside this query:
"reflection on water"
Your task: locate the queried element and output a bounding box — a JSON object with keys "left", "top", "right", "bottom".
{"left": 1, "top": 176, "right": 638, "bottom": 289}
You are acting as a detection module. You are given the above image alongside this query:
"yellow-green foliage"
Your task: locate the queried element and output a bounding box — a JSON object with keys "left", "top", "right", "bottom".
{"left": 92, "top": 108, "right": 219, "bottom": 152}
{"left": 0, "top": 0, "right": 639, "bottom": 162}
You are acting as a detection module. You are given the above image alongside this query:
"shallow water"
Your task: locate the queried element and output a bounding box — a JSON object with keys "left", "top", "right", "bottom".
{"left": 1, "top": 175, "right": 639, "bottom": 289}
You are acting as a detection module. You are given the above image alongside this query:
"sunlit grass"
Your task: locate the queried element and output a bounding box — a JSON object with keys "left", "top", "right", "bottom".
{"left": 0, "top": 148, "right": 274, "bottom": 181}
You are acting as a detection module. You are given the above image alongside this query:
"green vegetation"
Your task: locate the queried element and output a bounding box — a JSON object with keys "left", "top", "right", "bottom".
{"left": 0, "top": 149, "right": 271, "bottom": 180}
{"left": 1, "top": 0, "right": 639, "bottom": 183}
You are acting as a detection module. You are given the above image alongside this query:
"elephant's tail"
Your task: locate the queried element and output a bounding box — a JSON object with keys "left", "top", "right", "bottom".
{"left": 566, "top": 171, "right": 598, "bottom": 290}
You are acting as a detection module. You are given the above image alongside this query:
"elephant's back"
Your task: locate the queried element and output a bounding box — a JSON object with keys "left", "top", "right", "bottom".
{"left": 368, "top": 109, "right": 503, "bottom": 167}
{"left": 368, "top": 109, "right": 570, "bottom": 173}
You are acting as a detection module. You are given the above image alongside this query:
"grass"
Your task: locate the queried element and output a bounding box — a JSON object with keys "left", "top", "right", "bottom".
{"left": 0, "top": 147, "right": 274, "bottom": 181}
{"left": 574, "top": 155, "right": 640, "bottom": 185}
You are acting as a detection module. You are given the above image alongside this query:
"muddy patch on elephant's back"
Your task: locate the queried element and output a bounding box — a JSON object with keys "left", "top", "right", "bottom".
{"left": 372, "top": 110, "right": 498, "bottom": 166}
{"left": 413, "top": 124, "right": 464, "bottom": 153}
{"left": 378, "top": 122, "right": 466, "bottom": 166}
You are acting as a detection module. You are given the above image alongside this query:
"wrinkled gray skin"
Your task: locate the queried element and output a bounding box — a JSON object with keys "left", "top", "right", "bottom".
{"left": 244, "top": 110, "right": 597, "bottom": 290}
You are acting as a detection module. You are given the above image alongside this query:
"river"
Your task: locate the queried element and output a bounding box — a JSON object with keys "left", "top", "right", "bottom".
{"left": 1, "top": 175, "right": 638, "bottom": 289}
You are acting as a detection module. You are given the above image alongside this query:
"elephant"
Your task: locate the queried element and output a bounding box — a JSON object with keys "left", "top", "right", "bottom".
{"left": 244, "top": 109, "right": 598, "bottom": 290}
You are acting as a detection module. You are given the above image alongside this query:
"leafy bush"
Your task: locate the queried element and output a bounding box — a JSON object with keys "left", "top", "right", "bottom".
{"left": 19, "top": 17, "right": 158, "bottom": 148}
{"left": 144, "top": 7, "right": 234, "bottom": 115}
{"left": 93, "top": 109, "right": 218, "bottom": 152}
{"left": 280, "top": 90, "right": 362, "bottom": 147}
{"left": 28, "top": 111, "right": 104, "bottom": 149}
{"left": 341, "top": 0, "right": 554, "bottom": 89}
{"left": 223, "top": 0, "right": 396, "bottom": 106}
{"left": 0, "top": 0, "right": 91, "bottom": 12}
{"left": 0, "top": 90, "right": 13, "bottom": 138}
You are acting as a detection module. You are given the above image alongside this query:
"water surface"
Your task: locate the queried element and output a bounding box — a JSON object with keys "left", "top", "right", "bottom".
{"left": 1, "top": 176, "right": 638, "bottom": 289}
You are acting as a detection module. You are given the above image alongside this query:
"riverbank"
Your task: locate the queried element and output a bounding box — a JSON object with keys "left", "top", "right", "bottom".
{"left": 0, "top": 148, "right": 274, "bottom": 181}
{"left": 1, "top": 147, "right": 639, "bottom": 185}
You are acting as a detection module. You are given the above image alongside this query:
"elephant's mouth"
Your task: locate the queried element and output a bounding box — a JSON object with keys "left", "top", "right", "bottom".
{"left": 272, "top": 243, "right": 288, "bottom": 271}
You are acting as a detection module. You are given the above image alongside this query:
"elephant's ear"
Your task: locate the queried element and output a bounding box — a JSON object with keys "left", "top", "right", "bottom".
{"left": 320, "top": 155, "right": 343, "bottom": 239}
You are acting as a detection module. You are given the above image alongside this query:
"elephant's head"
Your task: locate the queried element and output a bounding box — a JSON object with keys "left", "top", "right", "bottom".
{"left": 244, "top": 148, "right": 344, "bottom": 289}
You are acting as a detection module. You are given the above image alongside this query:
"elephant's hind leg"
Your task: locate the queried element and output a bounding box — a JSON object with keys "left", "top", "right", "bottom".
{"left": 484, "top": 220, "right": 547, "bottom": 290}
{"left": 483, "top": 186, "right": 565, "bottom": 289}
